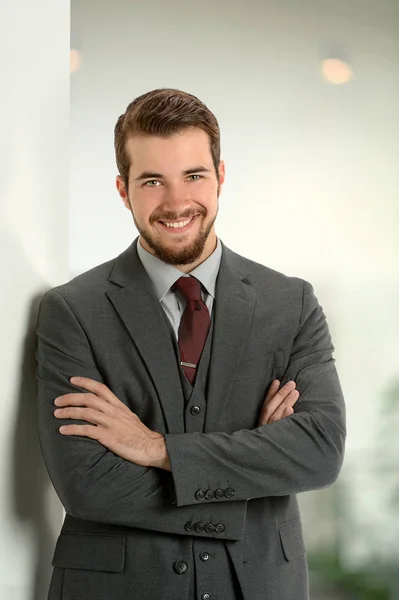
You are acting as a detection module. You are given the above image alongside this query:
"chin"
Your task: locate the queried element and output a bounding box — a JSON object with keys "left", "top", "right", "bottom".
{"left": 144, "top": 228, "right": 208, "bottom": 265}
{"left": 155, "top": 239, "right": 206, "bottom": 266}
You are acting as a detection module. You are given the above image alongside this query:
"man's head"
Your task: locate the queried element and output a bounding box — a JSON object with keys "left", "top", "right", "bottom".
{"left": 114, "top": 89, "right": 225, "bottom": 269}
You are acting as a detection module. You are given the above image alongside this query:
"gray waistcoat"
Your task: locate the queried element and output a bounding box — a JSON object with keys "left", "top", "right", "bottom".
{"left": 164, "top": 313, "right": 243, "bottom": 600}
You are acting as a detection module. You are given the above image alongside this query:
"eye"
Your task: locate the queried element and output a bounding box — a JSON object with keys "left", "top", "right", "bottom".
{"left": 143, "top": 180, "right": 160, "bottom": 187}
{"left": 187, "top": 174, "right": 202, "bottom": 181}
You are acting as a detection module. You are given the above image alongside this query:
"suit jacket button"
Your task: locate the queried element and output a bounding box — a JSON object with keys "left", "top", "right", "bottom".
{"left": 215, "top": 488, "right": 224, "bottom": 499}
{"left": 205, "top": 489, "right": 214, "bottom": 500}
{"left": 224, "top": 487, "right": 236, "bottom": 498}
{"left": 190, "top": 405, "right": 201, "bottom": 415}
{"left": 201, "top": 594, "right": 212, "bottom": 600}
{"left": 195, "top": 521, "right": 205, "bottom": 532}
{"left": 173, "top": 560, "right": 188, "bottom": 574}
{"left": 204, "top": 523, "right": 215, "bottom": 533}
{"left": 184, "top": 520, "right": 195, "bottom": 532}
{"left": 195, "top": 489, "right": 205, "bottom": 501}
{"left": 199, "top": 551, "right": 210, "bottom": 562}
{"left": 215, "top": 523, "right": 225, "bottom": 533}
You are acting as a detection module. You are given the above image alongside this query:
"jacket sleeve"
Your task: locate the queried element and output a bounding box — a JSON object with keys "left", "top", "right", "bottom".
{"left": 164, "top": 279, "right": 346, "bottom": 507}
{"left": 36, "top": 289, "right": 246, "bottom": 541}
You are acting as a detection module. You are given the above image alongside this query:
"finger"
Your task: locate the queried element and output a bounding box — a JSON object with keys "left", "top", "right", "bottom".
{"left": 258, "top": 388, "right": 298, "bottom": 427}
{"left": 269, "top": 390, "right": 299, "bottom": 423}
{"left": 262, "top": 381, "right": 297, "bottom": 421}
{"left": 54, "top": 392, "right": 123, "bottom": 422}
{"left": 59, "top": 423, "right": 101, "bottom": 439}
{"left": 271, "top": 390, "right": 299, "bottom": 422}
{"left": 283, "top": 406, "right": 294, "bottom": 418}
{"left": 55, "top": 392, "right": 105, "bottom": 409}
{"left": 69, "top": 377, "right": 123, "bottom": 408}
{"left": 54, "top": 406, "right": 109, "bottom": 426}
{"left": 264, "top": 379, "right": 280, "bottom": 403}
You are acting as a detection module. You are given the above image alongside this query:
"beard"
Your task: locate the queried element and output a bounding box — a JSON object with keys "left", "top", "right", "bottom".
{"left": 132, "top": 206, "right": 218, "bottom": 266}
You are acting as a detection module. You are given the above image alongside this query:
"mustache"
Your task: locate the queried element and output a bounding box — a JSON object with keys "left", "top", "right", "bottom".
{"left": 151, "top": 209, "right": 205, "bottom": 222}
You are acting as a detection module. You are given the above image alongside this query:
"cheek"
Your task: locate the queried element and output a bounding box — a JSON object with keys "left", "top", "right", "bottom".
{"left": 196, "top": 181, "right": 218, "bottom": 204}
{"left": 131, "top": 192, "right": 162, "bottom": 220}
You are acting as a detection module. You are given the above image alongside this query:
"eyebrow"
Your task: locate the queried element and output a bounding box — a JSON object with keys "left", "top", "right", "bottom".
{"left": 134, "top": 166, "right": 212, "bottom": 182}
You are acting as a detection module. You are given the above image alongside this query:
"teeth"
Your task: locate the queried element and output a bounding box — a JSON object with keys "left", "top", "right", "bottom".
{"left": 163, "top": 218, "right": 192, "bottom": 228}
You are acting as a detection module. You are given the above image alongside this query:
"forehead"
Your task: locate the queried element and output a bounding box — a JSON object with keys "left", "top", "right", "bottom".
{"left": 126, "top": 128, "right": 212, "bottom": 173}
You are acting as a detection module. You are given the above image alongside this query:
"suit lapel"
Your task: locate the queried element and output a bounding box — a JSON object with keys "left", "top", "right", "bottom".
{"left": 204, "top": 244, "right": 257, "bottom": 432}
{"left": 106, "top": 240, "right": 185, "bottom": 434}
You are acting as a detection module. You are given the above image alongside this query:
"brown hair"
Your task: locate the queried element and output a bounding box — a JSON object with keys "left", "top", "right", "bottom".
{"left": 114, "top": 88, "right": 221, "bottom": 187}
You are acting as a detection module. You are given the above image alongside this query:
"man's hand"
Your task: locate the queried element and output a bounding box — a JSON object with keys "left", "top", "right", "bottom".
{"left": 257, "top": 380, "right": 299, "bottom": 426}
{"left": 54, "top": 376, "right": 171, "bottom": 471}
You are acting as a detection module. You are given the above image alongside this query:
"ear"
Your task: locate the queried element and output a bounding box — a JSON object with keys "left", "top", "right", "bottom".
{"left": 218, "top": 160, "right": 226, "bottom": 189}
{"left": 116, "top": 176, "right": 131, "bottom": 211}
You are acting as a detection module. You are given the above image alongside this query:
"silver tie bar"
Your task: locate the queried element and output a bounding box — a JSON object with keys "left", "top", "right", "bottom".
{"left": 181, "top": 361, "right": 197, "bottom": 369}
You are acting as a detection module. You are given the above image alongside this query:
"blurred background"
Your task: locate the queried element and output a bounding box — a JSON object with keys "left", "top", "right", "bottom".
{"left": 69, "top": 0, "right": 399, "bottom": 598}
{"left": 1, "top": 0, "right": 398, "bottom": 598}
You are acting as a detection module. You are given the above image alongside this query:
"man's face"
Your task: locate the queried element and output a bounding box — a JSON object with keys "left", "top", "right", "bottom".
{"left": 116, "top": 127, "right": 225, "bottom": 267}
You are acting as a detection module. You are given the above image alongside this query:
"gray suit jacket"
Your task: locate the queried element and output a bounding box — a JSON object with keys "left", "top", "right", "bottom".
{"left": 36, "top": 239, "right": 346, "bottom": 600}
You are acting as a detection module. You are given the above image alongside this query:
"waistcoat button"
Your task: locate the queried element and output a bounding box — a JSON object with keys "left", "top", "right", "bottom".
{"left": 173, "top": 560, "right": 188, "bottom": 574}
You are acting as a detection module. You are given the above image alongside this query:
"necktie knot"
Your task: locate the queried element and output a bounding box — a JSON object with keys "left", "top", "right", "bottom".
{"left": 173, "top": 276, "right": 202, "bottom": 303}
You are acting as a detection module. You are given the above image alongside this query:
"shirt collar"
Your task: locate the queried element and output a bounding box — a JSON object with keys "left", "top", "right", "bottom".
{"left": 136, "top": 237, "right": 222, "bottom": 302}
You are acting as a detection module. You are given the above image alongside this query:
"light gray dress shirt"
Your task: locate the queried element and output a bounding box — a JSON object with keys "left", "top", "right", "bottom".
{"left": 136, "top": 238, "right": 222, "bottom": 338}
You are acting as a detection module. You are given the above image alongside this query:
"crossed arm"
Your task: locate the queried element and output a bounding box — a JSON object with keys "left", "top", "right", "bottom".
{"left": 36, "top": 282, "right": 346, "bottom": 538}
{"left": 52, "top": 375, "right": 298, "bottom": 471}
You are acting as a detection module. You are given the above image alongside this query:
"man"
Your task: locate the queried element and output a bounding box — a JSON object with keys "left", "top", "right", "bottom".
{"left": 36, "top": 88, "right": 346, "bottom": 600}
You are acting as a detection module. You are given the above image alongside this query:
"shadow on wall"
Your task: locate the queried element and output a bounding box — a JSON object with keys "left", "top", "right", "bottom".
{"left": 12, "top": 293, "right": 63, "bottom": 600}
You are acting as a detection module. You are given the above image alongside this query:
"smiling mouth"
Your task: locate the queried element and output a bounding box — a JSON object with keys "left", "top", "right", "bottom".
{"left": 157, "top": 215, "right": 198, "bottom": 232}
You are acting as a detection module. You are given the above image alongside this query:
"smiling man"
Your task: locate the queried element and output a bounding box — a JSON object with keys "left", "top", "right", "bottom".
{"left": 36, "top": 88, "right": 346, "bottom": 600}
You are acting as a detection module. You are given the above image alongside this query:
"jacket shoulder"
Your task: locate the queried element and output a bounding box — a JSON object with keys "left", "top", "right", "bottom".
{"left": 225, "top": 246, "right": 308, "bottom": 293}
{"left": 43, "top": 256, "right": 117, "bottom": 305}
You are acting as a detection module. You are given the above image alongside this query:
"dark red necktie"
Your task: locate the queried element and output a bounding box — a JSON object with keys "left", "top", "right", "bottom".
{"left": 173, "top": 276, "right": 211, "bottom": 384}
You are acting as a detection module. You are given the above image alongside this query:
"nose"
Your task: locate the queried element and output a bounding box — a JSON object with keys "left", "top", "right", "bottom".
{"left": 163, "top": 183, "right": 189, "bottom": 212}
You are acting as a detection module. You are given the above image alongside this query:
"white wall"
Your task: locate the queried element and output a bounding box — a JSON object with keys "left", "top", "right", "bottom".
{"left": 0, "top": 1, "right": 69, "bottom": 598}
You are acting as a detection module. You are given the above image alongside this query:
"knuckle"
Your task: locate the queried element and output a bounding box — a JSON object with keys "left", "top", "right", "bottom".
{"left": 86, "top": 408, "right": 95, "bottom": 421}
{"left": 84, "top": 424, "right": 93, "bottom": 436}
